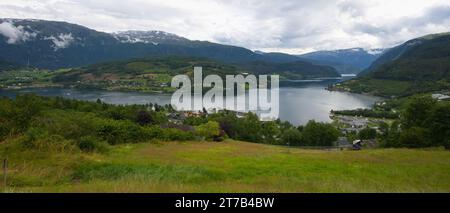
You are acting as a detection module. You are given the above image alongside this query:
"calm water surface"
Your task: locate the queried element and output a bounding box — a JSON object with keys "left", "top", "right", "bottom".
{"left": 0, "top": 79, "right": 381, "bottom": 125}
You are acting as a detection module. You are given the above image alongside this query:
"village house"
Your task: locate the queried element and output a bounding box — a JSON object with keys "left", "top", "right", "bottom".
{"left": 432, "top": 93, "right": 450, "bottom": 101}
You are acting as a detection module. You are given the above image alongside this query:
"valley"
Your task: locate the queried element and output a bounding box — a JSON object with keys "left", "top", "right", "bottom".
{"left": 1, "top": 17, "right": 450, "bottom": 194}
{"left": 330, "top": 33, "right": 450, "bottom": 98}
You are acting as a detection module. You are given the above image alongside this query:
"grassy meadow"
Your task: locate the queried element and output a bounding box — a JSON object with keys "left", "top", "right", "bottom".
{"left": 1, "top": 140, "right": 449, "bottom": 193}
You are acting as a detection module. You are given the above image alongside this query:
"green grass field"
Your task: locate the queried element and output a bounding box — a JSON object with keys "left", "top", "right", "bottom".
{"left": 1, "top": 140, "right": 450, "bottom": 193}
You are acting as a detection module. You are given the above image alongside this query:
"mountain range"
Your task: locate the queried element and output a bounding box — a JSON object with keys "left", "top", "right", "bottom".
{"left": 334, "top": 32, "right": 450, "bottom": 97}
{"left": 5, "top": 19, "right": 450, "bottom": 90}
{"left": 112, "top": 30, "right": 192, "bottom": 45}
{"left": 0, "top": 19, "right": 300, "bottom": 69}
{"left": 0, "top": 18, "right": 379, "bottom": 76}
{"left": 3, "top": 18, "right": 448, "bottom": 95}
{"left": 297, "top": 48, "right": 385, "bottom": 74}
{"left": 360, "top": 32, "right": 450, "bottom": 76}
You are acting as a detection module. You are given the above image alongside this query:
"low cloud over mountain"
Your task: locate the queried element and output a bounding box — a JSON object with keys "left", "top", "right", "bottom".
{"left": 1, "top": 0, "right": 450, "bottom": 54}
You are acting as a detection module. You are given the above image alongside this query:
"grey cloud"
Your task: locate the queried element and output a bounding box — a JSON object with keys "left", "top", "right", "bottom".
{"left": 411, "top": 5, "right": 450, "bottom": 25}
{"left": 1, "top": 0, "right": 450, "bottom": 53}
{"left": 0, "top": 21, "right": 37, "bottom": 44}
{"left": 44, "top": 33, "right": 74, "bottom": 50}
{"left": 68, "top": 0, "right": 187, "bottom": 20}
{"left": 351, "top": 5, "right": 450, "bottom": 45}
{"left": 337, "top": 0, "right": 367, "bottom": 17}
{"left": 352, "top": 23, "right": 387, "bottom": 36}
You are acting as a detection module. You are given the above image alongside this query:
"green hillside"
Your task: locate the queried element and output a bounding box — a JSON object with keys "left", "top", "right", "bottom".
{"left": 2, "top": 140, "right": 449, "bottom": 193}
{"left": 238, "top": 60, "right": 340, "bottom": 79}
{"left": 52, "top": 56, "right": 339, "bottom": 92}
{"left": 1, "top": 94, "right": 448, "bottom": 192}
{"left": 1, "top": 93, "right": 449, "bottom": 193}
{"left": 51, "top": 56, "right": 242, "bottom": 92}
{"left": 333, "top": 33, "right": 450, "bottom": 97}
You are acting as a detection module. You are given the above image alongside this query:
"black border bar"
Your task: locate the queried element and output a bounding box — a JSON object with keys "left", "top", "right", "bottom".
{"left": 0, "top": 193, "right": 448, "bottom": 211}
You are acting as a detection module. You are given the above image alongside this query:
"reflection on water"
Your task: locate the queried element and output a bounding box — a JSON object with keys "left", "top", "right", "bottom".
{"left": 278, "top": 85, "right": 380, "bottom": 125}
{"left": 0, "top": 79, "right": 381, "bottom": 125}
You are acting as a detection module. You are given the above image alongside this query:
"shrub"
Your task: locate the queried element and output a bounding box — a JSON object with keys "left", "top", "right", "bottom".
{"left": 77, "top": 136, "right": 110, "bottom": 153}
{"left": 141, "top": 125, "right": 164, "bottom": 139}
{"left": 161, "top": 128, "right": 195, "bottom": 141}
{"left": 183, "top": 116, "right": 208, "bottom": 126}
{"left": 20, "top": 128, "right": 77, "bottom": 153}
{"left": 358, "top": 127, "right": 377, "bottom": 140}
{"left": 12, "top": 94, "right": 44, "bottom": 132}
{"left": 195, "top": 121, "right": 220, "bottom": 141}
{"left": 0, "top": 120, "right": 10, "bottom": 141}
{"left": 30, "top": 111, "right": 99, "bottom": 141}
{"left": 96, "top": 120, "right": 142, "bottom": 144}
{"left": 136, "top": 110, "right": 153, "bottom": 126}
{"left": 399, "top": 127, "right": 429, "bottom": 148}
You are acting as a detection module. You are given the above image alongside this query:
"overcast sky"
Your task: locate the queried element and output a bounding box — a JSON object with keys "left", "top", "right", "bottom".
{"left": 1, "top": 0, "right": 450, "bottom": 54}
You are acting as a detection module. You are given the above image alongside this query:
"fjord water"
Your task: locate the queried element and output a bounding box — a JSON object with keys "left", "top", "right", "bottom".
{"left": 0, "top": 79, "right": 381, "bottom": 126}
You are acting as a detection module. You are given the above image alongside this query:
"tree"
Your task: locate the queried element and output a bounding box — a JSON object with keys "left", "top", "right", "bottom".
{"left": 12, "top": 94, "right": 43, "bottom": 132}
{"left": 358, "top": 127, "right": 377, "bottom": 140}
{"left": 402, "top": 96, "right": 436, "bottom": 128}
{"left": 444, "top": 140, "right": 450, "bottom": 150}
{"left": 427, "top": 104, "right": 450, "bottom": 148}
{"left": 235, "top": 113, "right": 262, "bottom": 142}
{"left": 209, "top": 112, "right": 238, "bottom": 138}
{"left": 261, "top": 121, "right": 281, "bottom": 144}
{"left": 378, "top": 121, "right": 390, "bottom": 139}
{"left": 281, "top": 128, "right": 303, "bottom": 146}
{"left": 399, "top": 127, "right": 428, "bottom": 148}
{"left": 381, "top": 121, "right": 402, "bottom": 148}
{"left": 136, "top": 110, "right": 153, "bottom": 126}
{"left": 302, "top": 120, "right": 340, "bottom": 146}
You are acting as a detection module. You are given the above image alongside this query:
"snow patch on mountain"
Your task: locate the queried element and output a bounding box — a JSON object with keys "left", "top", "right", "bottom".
{"left": 44, "top": 33, "right": 75, "bottom": 51}
{"left": 113, "top": 30, "right": 188, "bottom": 44}
{"left": 349, "top": 48, "right": 363, "bottom": 52}
{"left": 365, "top": 48, "right": 385, "bottom": 55}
